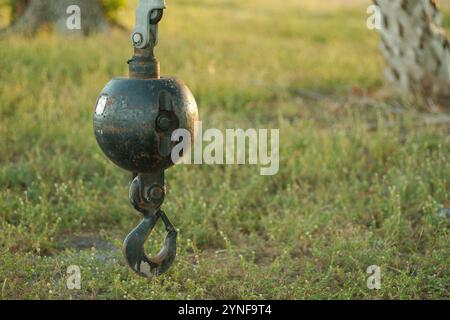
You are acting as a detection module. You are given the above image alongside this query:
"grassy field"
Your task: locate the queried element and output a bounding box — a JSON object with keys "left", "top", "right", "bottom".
{"left": 0, "top": 0, "right": 449, "bottom": 299}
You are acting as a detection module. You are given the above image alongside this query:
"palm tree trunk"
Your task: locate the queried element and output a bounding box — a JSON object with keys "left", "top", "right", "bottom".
{"left": 374, "top": 0, "right": 450, "bottom": 99}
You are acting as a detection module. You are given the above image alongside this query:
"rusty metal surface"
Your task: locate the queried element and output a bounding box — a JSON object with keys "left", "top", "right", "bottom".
{"left": 93, "top": 77, "right": 198, "bottom": 173}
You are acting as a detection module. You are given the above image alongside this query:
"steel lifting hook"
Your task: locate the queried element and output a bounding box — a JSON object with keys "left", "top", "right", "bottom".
{"left": 93, "top": 0, "right": 198, "bottom": 278}
{"left": 123, "top": 172, "right": 177, "bottom": 277}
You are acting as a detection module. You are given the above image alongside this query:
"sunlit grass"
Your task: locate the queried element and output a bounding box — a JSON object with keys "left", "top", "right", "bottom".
{"left": 0, "top": 0, "right": 449, "bottom": 299}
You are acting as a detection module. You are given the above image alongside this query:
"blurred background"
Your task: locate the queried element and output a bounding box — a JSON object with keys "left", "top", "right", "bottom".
{"left": 0, "top": 0, "right": 449, "bottom": 299}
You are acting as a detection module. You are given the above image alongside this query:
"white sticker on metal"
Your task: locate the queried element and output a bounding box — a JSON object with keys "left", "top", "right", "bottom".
{"left": 95, "top": 96, "right": 108, "bottom": 115}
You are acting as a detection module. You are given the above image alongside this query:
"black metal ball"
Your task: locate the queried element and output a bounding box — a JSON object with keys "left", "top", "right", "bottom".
{"left": 93, "top": 77, "right": 198, "bottom": 173}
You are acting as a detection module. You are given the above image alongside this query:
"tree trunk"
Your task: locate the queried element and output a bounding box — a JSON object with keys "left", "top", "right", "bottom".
{"left": 375, "top": 0, "right": 450, "bottom": 100}
{"left": 9, "top": 0, "right": 108, "bottom": 35}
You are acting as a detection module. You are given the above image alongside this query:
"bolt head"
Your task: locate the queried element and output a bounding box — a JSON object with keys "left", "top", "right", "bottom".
{"left": 157, "top": 115, "right": 172, "bottom": 131}
{"left": 148, "top": 186, "right": 164, "bottom": 201}
{"left": 132, "top": 33, "right": 143, "bottom": 45}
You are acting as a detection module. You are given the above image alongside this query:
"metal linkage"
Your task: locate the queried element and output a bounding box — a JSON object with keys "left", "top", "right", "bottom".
{"left": 128, "top": 0, "right": 165, "bottom": 79}
{"left": 131, "top": 0, "right": 166, "bottom": 49}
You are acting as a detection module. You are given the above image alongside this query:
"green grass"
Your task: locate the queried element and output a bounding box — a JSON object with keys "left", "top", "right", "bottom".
{"left": 0, "top": 0, "right": 449, "bottom": 299}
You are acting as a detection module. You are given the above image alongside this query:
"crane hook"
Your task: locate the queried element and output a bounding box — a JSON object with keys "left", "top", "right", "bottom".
{"left": 123, "top": 172, "right": 177, "bottom": 277}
